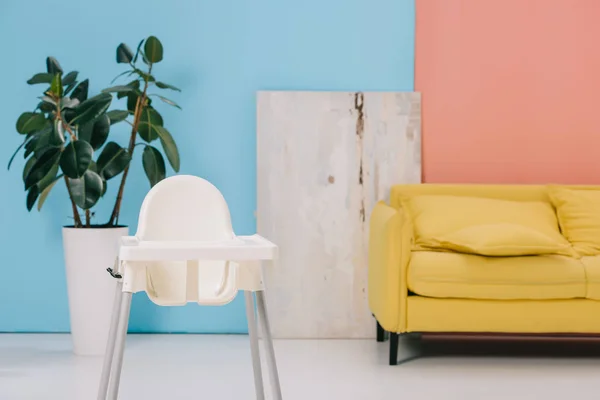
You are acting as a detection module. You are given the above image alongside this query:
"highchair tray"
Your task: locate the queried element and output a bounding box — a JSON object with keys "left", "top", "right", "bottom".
{"left": 119, "top": 234, "right": 278, "bottom": 261}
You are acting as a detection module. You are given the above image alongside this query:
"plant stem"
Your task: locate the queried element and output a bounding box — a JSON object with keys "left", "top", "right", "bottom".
{"left": 56, "top": 100, "right": 82, "bottom": 227}
{"left": 63, "top": 122, "right": 77, "bottom": 142}
{"left": 107, "top": 65, "right": 152, "bottom": 226}
{"left": 64, "top": 176, "right": 82, "bottom": 227}
{"left": 55, "top": 100, "right": 77, "bottom": 142}
{"left": 85, "top": 209, "right": 91, "bottom": 227}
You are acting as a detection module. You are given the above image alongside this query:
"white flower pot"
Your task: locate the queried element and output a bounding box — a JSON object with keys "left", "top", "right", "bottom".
{"left": 62, "top": 226, "right": 129, "bottom": 356}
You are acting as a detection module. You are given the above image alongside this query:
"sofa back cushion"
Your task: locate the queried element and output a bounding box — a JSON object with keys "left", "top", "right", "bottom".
{"left": 429, "top": 223, "right": 575, "bottom": 257}
{"left": 402, "top": 195, "right": 574, "bottom": 257}
{"left": 391, "top": 184, "right": 550, "bottom": 210}
{"left": 549, "top": 187, "right": 600, "bottom": 256}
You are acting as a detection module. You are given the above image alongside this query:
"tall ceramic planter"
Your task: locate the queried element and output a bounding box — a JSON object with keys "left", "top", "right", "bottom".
{"left": 62, "top": 226, "right": 129, "bottom": 356}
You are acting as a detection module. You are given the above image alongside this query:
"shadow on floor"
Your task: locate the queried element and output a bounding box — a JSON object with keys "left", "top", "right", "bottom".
{"left": 421, "top": 337, "right": 600, "bottom": 358}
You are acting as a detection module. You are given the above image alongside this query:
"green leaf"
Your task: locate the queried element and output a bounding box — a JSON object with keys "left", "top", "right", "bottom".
{"left": 40, "top": 95, "right": 56, "bottom": 105}
{"left": 156, "top": 126, "right": 180, "bottom": 172}
{"left": 62, "top": 71, "right": 78, "bottom": 87}
{"left": 37, "top": 175, "right": 61, "bottom": 211}
{"left": 60, "top": 97, "right": 80, "bottom": 109}
{"left": 33, "top": 124, "right": 61, "bottom": 157}
{"left": 89, "top": 162, "right": 108, "bottom": 194}
{"left": 133, "top": 39, "right": 145, "bottom": 63}
{"left": 117, "top": 80, "right": 140, "bottom": 99}
{"left": 64, "top": 82, "right": 77, "bottom": 96}
{"left": 23, "top": 156, "right": 37, "bottom": 181}
{"left": 101, "top": 178, "right": 108, "bottom": 197}
{"left": 32, "top": 162, "right": 61, "bottom": 210}
{"left": 27, "top": 73, "right": 53, "bottom": 85}
{"left": 126, "top": 92, "right": 139, "bottom": 112}
{"left": 88, "top": 160, "right": 98, "bottom": 173}
{"left": 24, "top": 139, "right": 36, "bottom": 158}
{"left": 106, "top": 110, "right": 129, "bottom": 125}
{"left": 25, "top": 123, "right": 60, "bottom": 160}
{"left": 53, "top": 119, "right": 66, "bottom": 144}
{"left": 142, "top": 146, "right": 166, "bottom": 187}
{"left": 16, "top": 112, "right": 47, "bottom": 134}
{"left": 133, "top": 68, "right": 155, "bottom": 82}
{"left": 144, "top": 36, "right": 163, "bottom": 63}
{"left": 26, "top": 186, "right": 39, "bottom": 211}
{"left": 77, "top": 121, "right": 92, "bottom": 143}
{"left": 154, "top": 94, "right": 181, "bottom": 110}
{"left": 102, "top": 85, "right": 136, "bottom": 94}
{"left": 25, "top": 151, "right": 59, "bottom": 189}
{"left": 46, "top": 57, "right": 63, "bottom": 75}
{"left": 39, "top": 163, "right": 59, "bottom": 188}
{"left": 60, "top": 141, "right": 93, "bottom": 178}
{"left": 155, "top": 81, "right": 181, "bottom": 92}
{"left": 70, "top": 79, "right": 89, "bottom": 103}
{"left": 24, "top": 148, "right": 61, "bottom": 190}
{"left": 96, "top": 142, "right": 131, "bottom": 180}
{"left": 68, "top": 170, "right": 103, "bottom": 209}
{"left": 7, "top": 136, "right": 34, "bottom": 170}
{"left": 79, "top": 114, "right": 110, "bottom": 150}
{"left": 137, "top": 107, "right": 163, "bottom": 142}
{"left": 87, "top": 160, "right": 107, "bottom": 197}
{"left": 72, "top": 93, "right": 112, "bottom": 125}
{"left": 37, "top": 100, "right": 55, "bottom": 113}
{"left": 22, "top": 124, "right": 55, "bottom": 159}
{"left": 111, "top": 70, "right": 133, "bottom": 84}
{"left": 141, "top": 51, "right": 150, "bottom": 65}
{"left": 116, "top": 43, "right": 134, "bottom": 64}
{"left": 50, "top": 73, "right": 62, "bottom": 97}
{"left": 62, "top": 108, "right": 77, "bottom": 125}
{"left": 25, "top": 153, "right": 59, "bottom": 187}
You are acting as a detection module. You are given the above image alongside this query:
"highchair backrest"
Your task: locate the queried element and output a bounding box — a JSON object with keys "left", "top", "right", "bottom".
{"left": 137, "top": 175, "right": 234, "bottom": 241}
{"left": 133, "top": 175, "right": 239, "bottom": 306}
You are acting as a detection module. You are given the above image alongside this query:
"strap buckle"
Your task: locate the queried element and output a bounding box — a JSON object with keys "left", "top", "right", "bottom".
{"left": 106, "top": 267, "right": 122, "bottom": 279}
{"left": 107, "top": 258, "right": 122, "bottom": 279}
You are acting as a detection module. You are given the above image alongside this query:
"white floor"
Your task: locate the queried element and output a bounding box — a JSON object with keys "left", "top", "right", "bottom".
{"left": 1, "top": 334, "right": 599, "bottom": 400}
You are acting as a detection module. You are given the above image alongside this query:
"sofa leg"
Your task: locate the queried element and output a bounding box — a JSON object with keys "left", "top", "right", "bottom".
{"left": 389, "top": 333, "right": 422, "bottom": 366}
{"left": 376, "top": 321, "right": 387, "bottom": 342}
{"left": 389, "top": 333, "right": 399, "bottom": 365}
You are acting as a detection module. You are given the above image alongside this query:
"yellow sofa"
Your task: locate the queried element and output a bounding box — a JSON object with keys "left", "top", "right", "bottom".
{"left": 368, "top": 184, "right": 600, "bottom": 364}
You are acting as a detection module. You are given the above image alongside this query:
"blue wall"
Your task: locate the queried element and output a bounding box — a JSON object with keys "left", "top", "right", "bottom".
{"left": 0, "top": 0, "right": 415, "bottom": 332}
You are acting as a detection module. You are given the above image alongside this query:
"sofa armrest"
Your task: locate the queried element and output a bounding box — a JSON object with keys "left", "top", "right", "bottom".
{"left": 368, "top": 201, "right": 412, "bottom": 333}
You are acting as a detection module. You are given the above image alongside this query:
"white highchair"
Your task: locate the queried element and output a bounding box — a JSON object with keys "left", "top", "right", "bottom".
{"left": 97, "top": 175, "right": 282, "bottom": 400}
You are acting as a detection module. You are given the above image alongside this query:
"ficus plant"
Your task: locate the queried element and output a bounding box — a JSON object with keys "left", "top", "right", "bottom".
{"left": 8, "top": 36, "right": 181, "bottom": 228}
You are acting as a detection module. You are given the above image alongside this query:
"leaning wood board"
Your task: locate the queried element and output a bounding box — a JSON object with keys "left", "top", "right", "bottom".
{"left": 257, "top": 91, "right": 421, "bottom": 338}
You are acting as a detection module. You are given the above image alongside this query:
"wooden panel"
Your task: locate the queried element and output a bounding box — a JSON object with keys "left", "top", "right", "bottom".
{"left": 257, "top": 91, "right": 421, "bottom": 338}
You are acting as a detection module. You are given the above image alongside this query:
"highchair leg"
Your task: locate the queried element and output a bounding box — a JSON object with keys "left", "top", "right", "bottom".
{"left": 244, "top": 291, "right": 265, "bottom": 400}
{"left": 256, "top": 290, "right": 282, "bottom": 400}
{"left": 106, "top": 291, "right": 132, "bottom": 400}
{"left": 97, "top": 281, "right": 124, "bottom": 400}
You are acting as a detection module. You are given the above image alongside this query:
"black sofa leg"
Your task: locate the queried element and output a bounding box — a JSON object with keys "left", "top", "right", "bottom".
{"left": 376, "top": 318, "right": 419, "bottom": 365}
{"left": 376, "top": 320, "right": 386, "bottom": 342}
{"left": 389, "top": 333, "right": 399, "bottom": 365}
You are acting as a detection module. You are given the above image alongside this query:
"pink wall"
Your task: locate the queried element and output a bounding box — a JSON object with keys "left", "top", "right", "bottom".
{"left": 416, "top": 0, "right": 600, "bottom": 184}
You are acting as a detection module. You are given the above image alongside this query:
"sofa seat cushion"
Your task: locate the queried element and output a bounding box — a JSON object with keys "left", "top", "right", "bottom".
{"left": 407, "top": 251, "right": 586, "bottom": 300}
{"left": 402, "top": 195, "right": 574, "bottom": 257}
{"left": 580, "top": 256, "right": 600, "bottom": 300}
